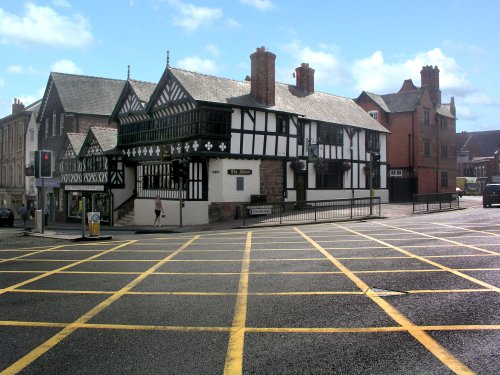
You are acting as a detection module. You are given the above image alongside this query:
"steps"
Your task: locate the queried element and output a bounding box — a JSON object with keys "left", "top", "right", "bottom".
{"left": 114, "top": 209, "right": 134, "bottom": 227}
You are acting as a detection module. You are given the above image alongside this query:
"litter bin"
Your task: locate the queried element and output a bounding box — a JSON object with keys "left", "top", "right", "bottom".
{"left": 87, "top": 212, "right": 100, "bottom": 236}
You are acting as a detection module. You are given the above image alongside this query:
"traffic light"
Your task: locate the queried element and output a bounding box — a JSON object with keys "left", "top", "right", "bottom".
{"left": 372, "top": 152, "right": 381, "bottom": 168}
{"left": 172, "top": 160, "right": 180, "bottom": 183}
{"left": 40, "top": 150, "right": 53, "bottom": 178}
{"left": 179, "top": 162, "right": 189, "bottom": 180}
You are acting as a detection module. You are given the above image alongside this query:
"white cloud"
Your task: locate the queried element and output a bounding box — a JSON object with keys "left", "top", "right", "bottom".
{"left": 351, "top": 48, "right": 476, "bottom": 98}
{"left": 205, "top": 43, "right": 220, "bottom": 57}
{"left": 167, "top": 0, "right": 222, "bottom": 32}
{"left": 462, "top": 93, "right": 500, "bottom": 107}
{"left": 52, "top": 0, "right": 71, "bottom": 8}
{"left": 177, "top": 56, "right": 217, "bottom": 74}
{"left": 50, "top": 59, "right": 83, "bottom": 74}
{"left": 226, "top": 18, "right": 242, "bottom": 29}
{"left": 0, "top": 3, "right": 94, "bottom": 47}
{"left": 6, "top": 65, "right": 36, "bottom": 74}
{"left": 281, "top": 40, "right": 348, "bottom": 87}
{"left": 240, "top": 0, "right": 274, "bottom": 11}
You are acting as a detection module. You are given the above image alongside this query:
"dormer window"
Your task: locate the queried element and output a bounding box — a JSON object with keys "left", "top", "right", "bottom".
{"left": 368, "top": 110, "right": 378, "bottom": 121}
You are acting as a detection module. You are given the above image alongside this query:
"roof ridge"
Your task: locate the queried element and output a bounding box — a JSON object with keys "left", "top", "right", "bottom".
{"left": 170, "top": 66, "right": 248, "bottom": 84}
{"left": 129, "top": 78, "right": 157, "bottom": 85}
{"left": 52, "top": 71, "right": 126, "bottom": 83}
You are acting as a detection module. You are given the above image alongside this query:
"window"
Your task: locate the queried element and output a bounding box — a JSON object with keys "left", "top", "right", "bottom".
{"left": 390, "top": 170, "right": 403, "bottom": 178}
{"left": 316, "top": 161, "right": 343, "bottom": 189}
{"left": 368, "top": 110, "right": 378, "bottom": 121}
{"left": 60, "top": 113, "right": 65, "bottom": 134}
{"left": 276, "top": 114, "right": 289, "bottom": 134}
{"left": 423, "top": 110, "right": 430, "bottom": 125}
{"left": 424, "top": 140, "right": 431, "bottom": 156}
{"left": 365, "top": 131, "right": 380, "bottom": 152}
{"left": 44, "top": 118, "right": 49, "bottom": 139}
{"left": 440, "top": 144, "right": 448, "bottom": 158}
{"left": 52, "top": 111, "right": 57, "bottom": 136}
{"left": 318, "top": 123, "right": 343, "bottom": 145}
{"left": 439, "top": 116, "right": 447, "bottom": 129}
{"left": 297, "top": 120, "right": 307, "bottom": 146}
{"left": 29, "top": 129, "right": 34, "bottom": 142}
{"left": 440, "top": 171, "right": 448, "bottom": 187}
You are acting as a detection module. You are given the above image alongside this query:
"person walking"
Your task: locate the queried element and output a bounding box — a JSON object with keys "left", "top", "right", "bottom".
{"left": 153, "top": 196, "right": 165, "bottom": 227}
{"left": 19, "top": 204, "right": 29, "bottom": 228}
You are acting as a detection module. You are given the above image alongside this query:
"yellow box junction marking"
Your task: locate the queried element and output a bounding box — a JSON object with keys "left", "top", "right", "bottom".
{"left": 0, "top": 235, "right": 199, "bottom": 375}
{"left": 366, "top": 222, "right": 499, "bottom": 293}
{"left": 436, "top": 223, "right": 500, "bottom": 238}
{"left": 0, "top": 240, "right": 137, "bottom": 296}
{"left": 223, "top": 231, "right": 252, "bottom": 375}
{"left": 294, "top": 226, "right": 475, "bottom": 375}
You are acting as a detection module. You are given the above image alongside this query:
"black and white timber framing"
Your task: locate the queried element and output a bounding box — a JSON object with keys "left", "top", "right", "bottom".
{"left": 109, "top": 58, "right": 389, "bottom": 225}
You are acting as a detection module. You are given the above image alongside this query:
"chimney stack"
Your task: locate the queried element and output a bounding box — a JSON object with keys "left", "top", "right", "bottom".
{"left": 12, "top": 98, "right": 25, "bottom": 115}
{"left": 250, "top": 46, "right": 276, "bottom": 106}
{"left": 420, "top": 65, "right": 441, "bottom": 105}
{"left": 295, "top": 63, "right": 315, "bottom": 93}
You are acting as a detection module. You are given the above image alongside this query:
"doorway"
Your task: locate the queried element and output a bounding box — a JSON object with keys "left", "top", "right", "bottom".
{"left": 295, "top": 172, "right": 306, "bottom": 202}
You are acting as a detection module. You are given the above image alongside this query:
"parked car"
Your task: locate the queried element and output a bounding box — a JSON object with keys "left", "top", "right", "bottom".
{"left": 0, "top": 208, "right": 14, "bottom": 227}
{"left": 456, "top": 187, "right": 463, "bottom": 197}
{"left": 483, "top": 184, "right": 500, "bottom": 208}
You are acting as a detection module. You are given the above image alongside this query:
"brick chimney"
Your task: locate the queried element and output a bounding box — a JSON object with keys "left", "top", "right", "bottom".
{"left": 420, "top": 65, "right": 441, "bottom": 105}
{"left": 250, "top": 46, "right": 276, "bottom": 106}
{"left": 12, "top": 98, "right": 25, "bottom": 114}
{"left": 295, "top": 63, "right": 315, "bottom": 93}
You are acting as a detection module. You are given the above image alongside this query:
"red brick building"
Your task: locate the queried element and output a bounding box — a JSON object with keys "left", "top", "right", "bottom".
{"left": 356, "top": 66, "right": 457, "bottom": 201}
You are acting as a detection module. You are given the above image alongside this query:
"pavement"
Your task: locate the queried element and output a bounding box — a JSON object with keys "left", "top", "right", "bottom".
{"left": 19, "top": 197, "right": 482, "bottom": 241}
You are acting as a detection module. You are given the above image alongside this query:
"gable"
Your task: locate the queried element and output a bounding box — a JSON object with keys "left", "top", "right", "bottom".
{"left": 154, "top": 75, "right": 189, "bottom": 108}
{"left": 119, "top": 91, "right": 144, "bottom": 115}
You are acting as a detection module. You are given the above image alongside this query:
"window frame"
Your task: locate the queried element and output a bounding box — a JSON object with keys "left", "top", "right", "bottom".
{"left": 318, "top": 123, "right": 343, "bottom": 146}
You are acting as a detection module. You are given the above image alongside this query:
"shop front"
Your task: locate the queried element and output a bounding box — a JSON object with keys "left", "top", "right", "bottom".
{"left": 64, "top": 184, "right": 112, "bottom": 224}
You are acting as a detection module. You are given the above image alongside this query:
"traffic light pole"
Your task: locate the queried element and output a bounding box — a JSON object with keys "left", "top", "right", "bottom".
{"left": 41, "top": 178, "right": 45, "bottom": 234}
{"left": 369, "top": 152, "right": 373, "bottom": 216}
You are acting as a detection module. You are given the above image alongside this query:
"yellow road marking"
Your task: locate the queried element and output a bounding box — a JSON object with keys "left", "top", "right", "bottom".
{"left": 436, "top": 223, "right": 500, "bottom": 237}
{"left": 375, "top": 222, "right": 499, "bottom": 255}
{"left": 0, "top": 235, "right": 199, "bottom": 375}
{"left": 1, "top": 320, "right": 498, "bottom": 334}
{"left": 0, "top": 241, "right": 137, "bottom": 296}
{"left": 0, "top": 244, "right": 66, "bottom": 264}
{"left": 223, "top": 231, "right": 252, "bottom": 375}
{"left": 349, "top": 223, "right": 500, "bottom": 293}
{"left": 295, "top": 226, "right": 475, "bottom": 375}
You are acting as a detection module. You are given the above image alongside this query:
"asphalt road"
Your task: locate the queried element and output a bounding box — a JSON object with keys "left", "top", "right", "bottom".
{"left": 0, "top": 204, "right": 499, "bottom": 374}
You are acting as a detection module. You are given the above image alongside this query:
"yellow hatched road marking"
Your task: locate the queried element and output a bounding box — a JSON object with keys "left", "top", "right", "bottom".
{"left": 295, "top": 226, "right": 475, "bottom": 375}
{"left": 0, "top": 244, "right": 66, "bottom": 264}
{"left": 0, "top": 235, "right": 199, "bottom": 375}
{"left": 362, "top": 223, "right": 500, "bottom": 292}
{"left": 437, "top": 223, "right": 500, "bottom": 237}
{"left": 375, "top": 222, "right": 499, "bottom": 255}
{"left": 223, "top": 231, "right": 252, "bottom": 375}
{"left": 0, "top": 241, "right": 136, "bottom": 296}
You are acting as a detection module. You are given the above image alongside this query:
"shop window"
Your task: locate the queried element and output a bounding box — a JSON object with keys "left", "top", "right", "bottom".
{"left": 316, "top": 160, "right": 343, "bottom": 189}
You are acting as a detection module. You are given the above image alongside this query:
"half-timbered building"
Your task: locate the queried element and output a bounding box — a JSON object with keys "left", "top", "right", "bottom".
{"left": 59, "top": 127, "right": 127, "bottom": 224}
{"left": 116, "top": 47, "right": 389, "bottom": 225}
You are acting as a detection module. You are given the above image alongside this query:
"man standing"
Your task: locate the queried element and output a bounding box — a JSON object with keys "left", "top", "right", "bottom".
{"left": 19, "top": 204, "right": 29, "bottom": 228}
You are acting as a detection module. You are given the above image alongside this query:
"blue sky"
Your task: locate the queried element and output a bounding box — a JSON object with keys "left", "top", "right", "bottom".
{"left": 1, "top": 0, "right": 499, "bottom": 132}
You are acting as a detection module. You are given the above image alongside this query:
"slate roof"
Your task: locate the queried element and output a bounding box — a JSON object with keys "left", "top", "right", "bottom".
{"left": 362, "top": 89, "right": 455, "bottom": 118}
{"left": 459, "top": 130, "right": 500, "bottom": 156}
{"left": 38, "top": 72, "right": 126, "bottom": 122}
{"left": 0, "top": 99, "right": 41, "bottom": 123}
{"left": 129, "top": 80, "right": 156, "bottom": 105}
{"left": 89, "top": 127, "right": 118, "bottom": 152}
{"left": 66, "top": 133, "right": 86, "bottom": 155}
{"left": 169, "top": 68, "right": 389, "bottom": 133}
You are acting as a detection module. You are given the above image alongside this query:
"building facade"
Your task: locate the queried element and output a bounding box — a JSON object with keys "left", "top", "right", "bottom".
{"left": 0, "top": 99, "right": 40, "bottom": 215}
{"left": 356, "top": 66, "right": 457, "bottom": 201}
{"left": 114, "top": 47, "right": 390, "bottom": 225}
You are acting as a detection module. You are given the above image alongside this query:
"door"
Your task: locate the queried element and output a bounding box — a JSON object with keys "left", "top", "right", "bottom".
{"left": 295, "top": 172, "right": 306, "bottom": 202}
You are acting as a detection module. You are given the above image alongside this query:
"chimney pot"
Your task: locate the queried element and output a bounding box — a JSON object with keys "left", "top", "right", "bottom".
{"left": 12, "top": 97, "right": 25, "bottom": 115}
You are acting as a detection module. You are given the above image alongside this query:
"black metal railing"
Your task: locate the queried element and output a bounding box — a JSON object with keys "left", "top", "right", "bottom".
{"left": 412, "top": 193, "right": 460, "bottom": 213}
{"left": 242, "top": 197, "right": 381, "bottom": 226}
